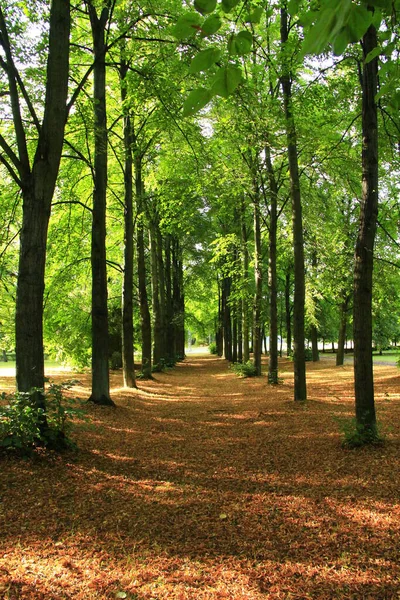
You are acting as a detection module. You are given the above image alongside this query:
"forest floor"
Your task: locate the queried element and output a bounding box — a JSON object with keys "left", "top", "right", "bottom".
{"left": 1, "top": 355, "right": 400, "bottom": 599}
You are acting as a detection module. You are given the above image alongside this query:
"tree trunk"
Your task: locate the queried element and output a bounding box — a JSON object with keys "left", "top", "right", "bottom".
{"left": 135, "top": 154, "right": 152, "bottom": 378}
{"left": 285, "top": 272, "right": 292, "bottom": 356}
{"left": 88, "top": 5, "right": 113, "bottom": 405}
{"left": 311, "top": 326, "right": 319, "bottom": 362}
{"left": 265, "top": 145, "right": 279, "bottom": 383}
{"left": 222, "top": 276, "right": 232, "bottom": 361}
{"left": 281, "top": 6, "right": 306, "bottom": 401}
{"left": 241, "top": 195, "right": 250, "bottom": 363}
{"left": 120, "top": 59, "right": 136, "bottom": 388}
{"left": 353, "top": 22, "right": 379, "bottom": 433}
{"left": 172, "top": 237, "right": 185, "bottom": 360}
{"left": 156, "top": 226, "right": 167, "bottom": 363}
{"left": 12, "top": 0, "right": 70, "bottom": 407}
{"left": 253, "top": 189, "right": 262, "bottom": 376}
{"left": 216, "top": 279, "right": 224, "bottom": 357}
{"left": 149, "top": 221, "right": 162, "bottom": 371}
{"left": 232, "top": 301, "right": 238, "bottom": 363}
{"left": 165, "top": 235, "right": 175, "bottom": 366}
{"left": 336, "top": 295, "right": 350, "bottom": 366}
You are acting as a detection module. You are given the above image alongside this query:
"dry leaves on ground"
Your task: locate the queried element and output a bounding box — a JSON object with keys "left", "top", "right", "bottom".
{"left": 1, "top": 354, "right": 400, "bottom": 599}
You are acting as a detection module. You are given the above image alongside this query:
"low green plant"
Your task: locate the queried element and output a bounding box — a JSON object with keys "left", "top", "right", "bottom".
{"left": 0, "top": 391, "right": 43, "bottom": 452}
{"left": 209, "top": 342, "right": 217, "bottom": 355}
{"left": 339, "top": 418, "right": 384, "bottom": 448}
{"left": 0, "top": 380, "right": 84, "bottom": 454}
{"left": 230, "top": 360, "right": 258, "bottom": 378}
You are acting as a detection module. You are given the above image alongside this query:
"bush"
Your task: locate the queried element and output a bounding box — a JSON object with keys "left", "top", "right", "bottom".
{"left": 230, "top": 360, "right": 258, "bottom": 378}
{"left": 339, "top": 418, "right": 384, "bottom": 448}
{"left": 0, "top": 391, "right": 43, "bottom": 452}
{"left": 304, "top": 347, "right": 313, "bottom": 361}
{"left": 0, "top": 380, "right": 83, "bottom": 454}
{"left": 209, "top": 342, "right": 218, "bottom": 355}
{"left": 110, "top": 351, "right": 122, "bottom": 370}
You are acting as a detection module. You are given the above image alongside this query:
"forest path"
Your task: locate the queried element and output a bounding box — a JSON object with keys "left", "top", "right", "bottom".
{"left": 1, "top": 355, "right": 400, "bottom": 599}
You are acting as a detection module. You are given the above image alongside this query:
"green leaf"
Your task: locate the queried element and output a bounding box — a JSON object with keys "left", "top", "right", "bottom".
{"left": 302, "top": 12, "right": 336, "bottom": 55}
{"left": 332, "top": 28, "right": 350, "bottom": 56}
{"left": 221, "top": 0, "right": 241, "bottom": 13}
{"left": 365, "top": 46, "right": 381, "bottom": 63}
{"left": 287, "top": 0, "right": 300, "bottom": 16}
{"left": 200, "top": 14, "right": 222, "bottom": 36}
{"left": 189, "top": 47, "right": 221, "bottom": 73}
{"left": 228, "top": 31, "right": 253, "bottom": 56}
{"left": 211, "top": 64, "right": 243, "bottom": 98}
{"left": 194, "top": 0, "right": 217, "bottom": 15}
{"left": 171, "top": 13, "right": 202, "bottom": 39}
{"left": 183, "top": 88, "right": 213, "bottom": 116}
{"left": 360, "top": 0, "right": 391, "bottom": 8}
{"left": 347, "top": 5, "right": 373, "bottom": 42}
{"left": 244, "top": 7, "right": 263, "bottom": 23}
{"left": 302, "top": 0, "right": 352, "bottom": 56}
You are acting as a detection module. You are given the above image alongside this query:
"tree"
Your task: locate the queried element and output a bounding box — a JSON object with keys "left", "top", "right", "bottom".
{"left": 0, "top": 0, "right": 70, "bottom": 420}
{"left": 353, "top": 21, "right": 379, "bottom": 434}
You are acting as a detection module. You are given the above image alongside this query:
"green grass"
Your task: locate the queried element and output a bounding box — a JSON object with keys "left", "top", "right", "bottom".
{"left": 327, "top": 349, "right": 400, "bottom": 365}
{"left": 0, "top": 360, "right": 70, "bottom": 373}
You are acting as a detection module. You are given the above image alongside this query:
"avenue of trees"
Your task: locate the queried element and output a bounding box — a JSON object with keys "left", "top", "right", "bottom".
{"left": 0, "top": 0, "right": 399, "bottom": 444}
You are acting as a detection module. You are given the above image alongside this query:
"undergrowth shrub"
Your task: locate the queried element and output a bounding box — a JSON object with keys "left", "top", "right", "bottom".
{"left": 230, "top": 360, "right": 258, "bottom": 378}
{"left": 209, "top": 342, "right": 217, "bottom": 355}
{"left": 339, "top": 418, "right": 384, "bottom": 448}
{"left": 0, "top": 380, "right": 84, "bottom": 454}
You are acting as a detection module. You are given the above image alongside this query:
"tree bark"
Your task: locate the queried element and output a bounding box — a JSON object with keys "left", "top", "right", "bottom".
{"left": 241, "top": 197, "right": 250, "bottom": 363}
{"left": 172, "top": 237, "right": 185, "bottom": 360}
{"left": 311, "top": 326, "right": 319, "bottom": 362}
{"left": 149, "top": 220, "right": 162, "bottom": 371}
{"left": 119, "top": 58, "right": 136, "bottom": 388}
{"left": 281, "top": 5, "right": 306, "bottom": 400}
{"left": 265, "top": 145, "right": 279, "bottom": 383}
{"left": 165, "top": 235, "right": 176, "bottom": 366}
{"left": 10, "top": 0, "right": 70, "bottom": 407}
{"left": 285, "top": 272, "right": 292, "bottom": 356}
{"left": 336, "top": 295, "right": 350, "bottom": 366}
{"left": 253, "top": 189, "right": 262, "bottom": 376}
{"left": 353, "top": 22, "right": 379, "bottom": 432}
{"left": 135, "top": 153, "right": 152, "bottom": 378}
{"left": 88, "top": 4, "right": 113, "bottom": 405}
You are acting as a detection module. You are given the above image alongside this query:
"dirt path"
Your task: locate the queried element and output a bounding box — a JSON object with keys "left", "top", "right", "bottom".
{"left": 1, "top": 355, "right": 400, "bottom": 599}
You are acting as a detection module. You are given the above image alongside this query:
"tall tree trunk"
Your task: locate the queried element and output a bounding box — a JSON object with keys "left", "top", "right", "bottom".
{"left": 156, "top": 226, "right": 167, "bottom": 363}
{"left": 265, "top": 145, "right": 279, "bottom": 384}
{"left": 88, "top": 4, "right": 113, "bottom": 405}
{"left": 222, "top": 276, "right": 232, "bottom": 361}
{"left": 241, "top": 198, "right": 250, "bottom": 363}
{"left": 281, "top": 5, "right": 306, "bottom": 400}
{"left": 216, "top": 279, "right": 224, "bottom": 357}
{"left": 311, "top": 326, "right": 319, "bottom": 362}
{"left": 336, "top": 295, "right": 350, "bottom": 366}
{"left": 119, "top": 58, "right": 136, "bottom": 388}
{"left": 253, "top": 189, "right": 262, "bottom": 376}
{"left": 10, "top": 0, "right": 70, "bottom": 408}
{"left": 353, "top": 22, "right": 378, "bottom": 433}
{"left": 237, "top": 302, "right": 243, "bottom": 363}
{"left": 285, "top": 272, "right": 292, "bottom": 356}
{"left": 135, "top": 153, "right": 152, "bottom": 378}
{"left": 172, "top": 237, "right": 185, "bottom": 360}
{"left": 149, "top": 221, "right": 162, "bottom": 371}
{"left": 165, "top": 235, "right": 175, "bottom": 366}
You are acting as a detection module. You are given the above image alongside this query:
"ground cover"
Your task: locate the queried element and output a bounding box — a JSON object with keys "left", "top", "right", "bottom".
{"left": 1, "top": 355, "right": 400, "bottom": 599}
